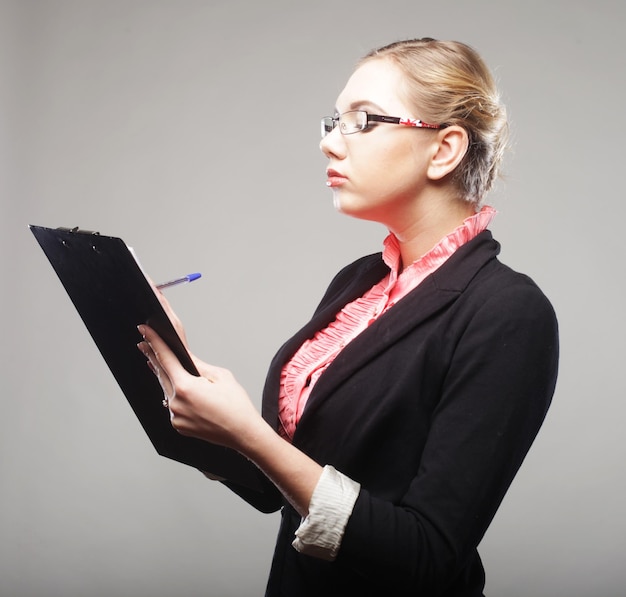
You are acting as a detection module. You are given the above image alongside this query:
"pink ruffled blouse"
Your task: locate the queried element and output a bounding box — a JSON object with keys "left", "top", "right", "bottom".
{"left": 278, "top": 206, "right": 497, "bottom": 440}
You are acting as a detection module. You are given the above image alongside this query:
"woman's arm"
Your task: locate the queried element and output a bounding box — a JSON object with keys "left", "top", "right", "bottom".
{"left": 137, "top": 324, "right": 323, "bottom": 518}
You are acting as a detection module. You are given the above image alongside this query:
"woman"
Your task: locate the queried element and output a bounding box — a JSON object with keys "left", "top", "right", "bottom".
{"left": 137, "top": 38, "right": 559, "bottom": 596}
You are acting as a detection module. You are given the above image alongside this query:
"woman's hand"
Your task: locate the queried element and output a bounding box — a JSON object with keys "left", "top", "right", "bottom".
{"left": 136, "top": 324, "right": 264, "bottom": 453}
{"left": 136, "top": 324, "right": 323, "bottom": 518}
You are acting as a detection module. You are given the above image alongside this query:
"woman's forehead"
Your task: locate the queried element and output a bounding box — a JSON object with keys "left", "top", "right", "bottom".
{"left": 335, "top": 59, "right": 410, "bottom": 114}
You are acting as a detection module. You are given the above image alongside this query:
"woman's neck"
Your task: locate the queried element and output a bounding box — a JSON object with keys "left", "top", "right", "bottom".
{"left": 390, "top": 197, "right": 476, "bottom": 270}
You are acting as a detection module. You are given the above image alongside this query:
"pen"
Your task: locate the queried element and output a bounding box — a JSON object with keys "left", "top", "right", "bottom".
{"left": 156, "top": 272, "right": 202, "bottom": 290}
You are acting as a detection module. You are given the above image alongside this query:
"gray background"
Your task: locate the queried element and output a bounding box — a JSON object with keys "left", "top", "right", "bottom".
{"left": 1, "top": 1, "right": 624, "bottom": 595}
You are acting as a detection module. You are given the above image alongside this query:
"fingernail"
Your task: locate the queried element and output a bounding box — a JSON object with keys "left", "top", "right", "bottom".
{"left": 137, "top": 325, "right": 145, "bottom": 337}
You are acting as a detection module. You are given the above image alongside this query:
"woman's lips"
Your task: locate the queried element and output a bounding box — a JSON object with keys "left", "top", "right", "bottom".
{"left": 326, "top": 169, "right": 347, "bottom": 188}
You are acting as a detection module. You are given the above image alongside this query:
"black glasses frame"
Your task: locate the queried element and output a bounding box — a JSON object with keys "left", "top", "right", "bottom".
{"left": 321, "top": 110, "right": 442, "bottom": 138}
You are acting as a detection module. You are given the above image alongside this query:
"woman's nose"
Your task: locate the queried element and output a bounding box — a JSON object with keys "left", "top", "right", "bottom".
{"left": 320, "top": 126, "right": 347, "bottom": 160}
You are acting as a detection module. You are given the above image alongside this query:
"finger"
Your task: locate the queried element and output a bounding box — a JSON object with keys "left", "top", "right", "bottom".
{"left": 138, "top": 324, "right": 186, "bottom": 389}
{"left": 137, "top": 339, "right": 175, "bottom": 399}
{"left": 139, "top": 325, "right": 179, "bottom": 370}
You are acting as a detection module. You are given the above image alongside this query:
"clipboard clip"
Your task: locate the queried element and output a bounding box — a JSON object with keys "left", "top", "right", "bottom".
{"left": 56, "top": 226, "right": 100, "bottom": 236}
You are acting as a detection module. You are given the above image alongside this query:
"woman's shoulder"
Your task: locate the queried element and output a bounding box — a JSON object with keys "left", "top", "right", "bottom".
{"left": 422, "top": 230, "right": 557, "bottom": 331}
{"left": 460, "top": 256, "right": 559, "bottom": 337}
{"left": 477, "top": 256, "right": 554, "bottom": 303}
{"left": 435, "top": 230, "right": 554, "bottom": 309}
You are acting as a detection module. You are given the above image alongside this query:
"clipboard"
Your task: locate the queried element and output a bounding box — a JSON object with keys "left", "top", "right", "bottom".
{"left": 30, "top": 225, "right": 264, "bottom": 491}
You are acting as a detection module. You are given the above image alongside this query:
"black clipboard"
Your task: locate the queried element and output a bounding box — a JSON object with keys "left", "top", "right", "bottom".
{"left": 30, "top": 225, "right": 264, "bottom": 491}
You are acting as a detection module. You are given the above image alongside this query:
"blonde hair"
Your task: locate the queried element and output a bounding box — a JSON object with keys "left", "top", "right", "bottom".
{"left": 361, "top": 38, "right": 509, "bottom": 206}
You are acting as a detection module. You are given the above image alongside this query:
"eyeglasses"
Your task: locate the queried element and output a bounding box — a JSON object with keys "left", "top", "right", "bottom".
{"left": 321, "top": 110, "right": 442, "bottom": 138}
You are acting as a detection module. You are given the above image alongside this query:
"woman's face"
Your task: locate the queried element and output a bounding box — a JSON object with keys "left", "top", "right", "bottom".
{"left": 320, "top": 58, "right": 438, "bottom": 232}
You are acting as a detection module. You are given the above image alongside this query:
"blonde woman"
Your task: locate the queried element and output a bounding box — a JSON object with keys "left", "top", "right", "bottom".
{"left": 138, "top": 38, "right": 559, "bottom": 596}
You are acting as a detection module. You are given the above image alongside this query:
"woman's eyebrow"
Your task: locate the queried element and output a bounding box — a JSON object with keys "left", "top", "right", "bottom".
{"left": 349, "top": 100, "right": 387, "bottom": 113}
{"left": 334, "top": 100, "right": 388, "bottom": 114}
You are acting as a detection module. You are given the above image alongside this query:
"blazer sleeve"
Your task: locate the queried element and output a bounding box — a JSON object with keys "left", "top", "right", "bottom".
{"left": 337, "top": 281, "right": 559, "bottom": 594}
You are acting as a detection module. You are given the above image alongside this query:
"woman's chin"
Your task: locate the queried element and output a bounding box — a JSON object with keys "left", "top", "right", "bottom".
{"left": 332, "top": 195, "right": 380, "bottom": 223}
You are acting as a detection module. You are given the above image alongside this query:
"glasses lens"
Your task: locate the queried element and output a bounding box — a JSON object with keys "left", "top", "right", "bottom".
{"left": 321, "top": 117, "right": 335, "bottom": 138}
{"left": 340, "top": 111, "right": 367, "bottom": 135}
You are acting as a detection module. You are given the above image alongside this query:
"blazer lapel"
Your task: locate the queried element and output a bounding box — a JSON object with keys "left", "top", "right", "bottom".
{"left": 262, "top": 231, "right": 500, "bottom": 431}
{"left": 294, "top": 231, "right": 500, "bottom": 431}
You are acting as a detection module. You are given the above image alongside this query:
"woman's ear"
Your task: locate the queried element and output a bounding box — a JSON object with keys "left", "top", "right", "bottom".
{"left": 427, "top": 126, "right": 469, "bottom": 181}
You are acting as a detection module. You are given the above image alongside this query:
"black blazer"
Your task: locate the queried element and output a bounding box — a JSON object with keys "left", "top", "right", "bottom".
{"left": 225, "top": 231, "right": 559, "bottom": 597}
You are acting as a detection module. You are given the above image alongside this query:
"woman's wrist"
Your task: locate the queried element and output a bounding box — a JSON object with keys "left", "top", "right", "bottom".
{"left": 235, "top": 420, "right": 322, "bottom": 517}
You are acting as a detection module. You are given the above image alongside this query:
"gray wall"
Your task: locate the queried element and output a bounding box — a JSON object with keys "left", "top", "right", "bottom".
{"left": 1, "top": 1, "right": 624, "bottom": 595}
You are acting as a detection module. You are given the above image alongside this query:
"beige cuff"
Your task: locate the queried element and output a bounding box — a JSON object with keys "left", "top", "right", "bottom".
{"left": 291, "top": 465, "right": 360, "bottom": 561}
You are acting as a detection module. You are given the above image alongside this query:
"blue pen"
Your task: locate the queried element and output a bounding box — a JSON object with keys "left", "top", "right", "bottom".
{"left": 156, "top": 272, "right": 202, "bottom": 290}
